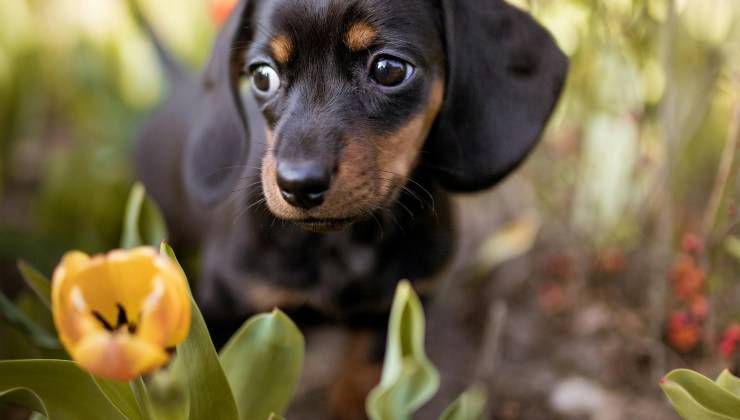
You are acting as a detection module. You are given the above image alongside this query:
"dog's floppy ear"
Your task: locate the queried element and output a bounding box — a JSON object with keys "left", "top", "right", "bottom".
{"left": 183, "top": 0, "right": 253, "bottom": 207}
{"left": 426, "top": 0, "right": 568, "bottom": 192}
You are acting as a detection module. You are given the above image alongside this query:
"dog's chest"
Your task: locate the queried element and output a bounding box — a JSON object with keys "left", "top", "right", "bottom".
{"left": 199, "top": 194, "right": 454, "bottom": 323}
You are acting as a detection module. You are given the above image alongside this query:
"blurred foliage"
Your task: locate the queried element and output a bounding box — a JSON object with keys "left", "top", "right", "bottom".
{"left": 0, "top": 0, "right": 215, "bottom": 272}
{"left": 518, "top": 0, "right": 740, "bottom": 246}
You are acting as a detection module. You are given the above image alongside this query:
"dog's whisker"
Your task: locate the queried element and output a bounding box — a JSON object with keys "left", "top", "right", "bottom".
{"left": 399, "top": 185, "right": 425, "bottom": 209}
{"left": 403, "top": 176, "right": 437, "bottom": 213}
{"left": 232, "top": 196, "right": 268, "bottom": 224}
{"left": 225, "top": 181, "right": 263, "bottom": 207}
{"left": 395, "top": 199, "right": 415, "bottom": 221}
{"left": 361, "top": 206, "right": 386, "bottom": 240}
{"left": 203, "top": 163, "right": 264, "bottom": 179}
{"left": 230, "top": 181, "right": 264, "bottom": 193}
{"left": 371, "top": 171, "right": 435, "bottom": 213}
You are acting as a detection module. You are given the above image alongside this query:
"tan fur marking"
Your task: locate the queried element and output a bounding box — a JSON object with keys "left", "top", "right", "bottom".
{"left": 374, "top": 79, "right": 445, "bottom": 201}
{"left": 345, "top": 22, "right": 378, "bottom": 51}
{"left": 270, "top": 35, "right": 293, "bottom": 64}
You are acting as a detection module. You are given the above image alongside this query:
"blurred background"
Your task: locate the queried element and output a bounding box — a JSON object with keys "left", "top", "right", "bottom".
{"left": 0, "top": 0, "right": 739, "bottom": 418}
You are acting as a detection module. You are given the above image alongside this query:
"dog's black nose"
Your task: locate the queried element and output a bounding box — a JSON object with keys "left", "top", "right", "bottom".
{"left": 276, "top": 160, "right": 332, "bottom": 209}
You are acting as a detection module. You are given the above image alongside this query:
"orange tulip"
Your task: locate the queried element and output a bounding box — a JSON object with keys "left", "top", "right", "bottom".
{"left": 52, "top": 247, "right": 191, "bottom": 380}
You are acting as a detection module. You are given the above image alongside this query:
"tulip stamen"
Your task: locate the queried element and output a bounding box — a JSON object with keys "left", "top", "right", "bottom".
{"left": 116, "top": 303, "right": 129, "bottom": 327}
{"left": 115, "top": 303, "right": 138, "bottom": 334}
{"left": 90, "top": 305, "right": 138, "bottom": 333}
{"left": 92, "top": 310, "right": 114, "bottom": 331}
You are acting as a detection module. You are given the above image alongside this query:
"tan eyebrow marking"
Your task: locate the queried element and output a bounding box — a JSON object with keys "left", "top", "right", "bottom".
{"left": 270, "top": 34, "right": 293, "bottom": 64}
{"left": 345, "top": 22, "right": 378, "bottom": 52}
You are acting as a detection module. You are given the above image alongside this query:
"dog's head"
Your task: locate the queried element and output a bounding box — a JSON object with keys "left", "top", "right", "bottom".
{"left": 184, "top": 0, "right": 568, "bottom": 232}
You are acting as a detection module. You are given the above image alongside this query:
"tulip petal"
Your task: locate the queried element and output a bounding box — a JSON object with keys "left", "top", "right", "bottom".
{"left": 73, "top": 331, "right": 169, "bottom": 381}
{"left": 53, "top": 252, "right": 105, "bottom": 350}
{"left": 107, "top": 248, "right": 162, "bottom": 321}
{"left": 52, "top": 252, "right": 91, "bottom": 334}
{"left": 135, "top": 258, "right": 191, "bottom": 348}
{"left": 154, "top": 258, "right": 192, "bottom": 346}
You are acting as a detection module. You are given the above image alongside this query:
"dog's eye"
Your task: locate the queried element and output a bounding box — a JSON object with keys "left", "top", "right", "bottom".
{"left": 251, "top": 65, "right": 280, "bottom": 97}
{"left": 370, "top": 56, "right": 414, "bottom": 87}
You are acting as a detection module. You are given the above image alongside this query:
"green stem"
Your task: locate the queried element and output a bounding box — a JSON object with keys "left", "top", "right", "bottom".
{"left": 131, "top": 376, "right": 157, "bottom": 420}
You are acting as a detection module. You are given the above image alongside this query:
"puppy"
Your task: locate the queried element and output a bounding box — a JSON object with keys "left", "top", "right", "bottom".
{"left": 133, "top": 0, "right": 567, "bottom": 415}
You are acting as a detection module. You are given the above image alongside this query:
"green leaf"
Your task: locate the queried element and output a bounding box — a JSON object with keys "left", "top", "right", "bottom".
{"left": 0, "top": 291, "right": 60, "bottom": 349}
{"left": 17, "top": 260, "right": 52, "bottom": 309}
{"left": 121, "top": 183, "right": 167, "bottom": 249}
{"left": 0, "top": 359, "right": 129, "bottom": 420}
{"left": 716, "top": 370, "right": 740, "bottom": 399}
{"left": 92, "top": 377, "right": 144, "bottom": 420}
{"left": 366, "top": 280, "right": 440, "bottom": 420}
{"left": 141, "top": 195, "right": 167, "bottom": 247}
{"left": 268, "top": 414, "right": 285, "bottom": 420}
{"left": 220, "top": 310, "right": 305, "bottom": 420}
{"left": 147, "top": 365, "right": 190, "bottom": 420}
{"left": 439, "top": 386, "right": 487, "bottom": 420}
{"left": 660, "top": 369, "right": 740, "bottom": 420}
{"left": 1, "top": 387, "right": 46, "bottom": 415}
{"left": 160, "top": 242, "right": 182, "bottom": 273}
{"left": 161, "top": 242, "right": 240, "bottom": 420}
{"left": 130, "top": 376, "right": 157, "bottom": 420}
{"left": 121, "top": 183, "right": 146, "bottom": 248}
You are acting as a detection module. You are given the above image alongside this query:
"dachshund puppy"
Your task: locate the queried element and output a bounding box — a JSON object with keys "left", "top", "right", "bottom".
{"left": 133, "top": 0, "right": 567, "bottom": 416}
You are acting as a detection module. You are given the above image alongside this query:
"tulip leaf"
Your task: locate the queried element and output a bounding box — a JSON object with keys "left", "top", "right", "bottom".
{"left": 716, "top": 370, "right": 740, "bottom": 399}
{"left": 121, "top": 183, "right": 167, "bottom": 249}
{"left": 0, "top": 359, "right": 129, "bottom": 420}
{"left": 0, "top": 291, "right": 60, "bottom": 350}
{"left": 366, "top": 281, "right": 440, "bottom": 420}
{"left": 220, "top": 310, "right": 305, "bottom": 420}
{"left": 161, "top": 242, "right": 240, "bottom": 420}
{"left": 1, "top": 387, "right": 47, "bottom": 414}
{"left": 176, "top": 293, "right": 240, "bottom": 420}
{"left": 92, "top": 376, "right": 144, "bottom": 420}
{"left": 17, "top": 260, "right": 52, "bottom": 309}
{"left": 147, "top": 365, "right": 190, "bottom": 420}
{"left": 121, "top": 183, "right": 146, "bottom": 248}
{"left": 660, "top": 369, "right": 740, "bottom": 420}
{"left": 160, "top": 242, "right": 183, "bottom": 274}
{"left": 439, "top": 386, "right": 487, "bottom": 420}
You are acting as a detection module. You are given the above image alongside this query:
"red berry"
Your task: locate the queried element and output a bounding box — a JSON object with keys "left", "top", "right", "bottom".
{"left": 682, "top": 233, "right": 703, "bottom": 255}
{"left": 720, "top": 324, "right": 740, "bottom": 359}
{"left": 667, "top": 311, "right": 701, "bottom": 353}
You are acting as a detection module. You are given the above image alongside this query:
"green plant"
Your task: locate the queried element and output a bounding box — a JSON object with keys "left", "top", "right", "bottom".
{"left": 0, "top": 184, "right": 486, "bottom": 420}
{"left": 661, "top": 368, "right": 740, "bottom": 419}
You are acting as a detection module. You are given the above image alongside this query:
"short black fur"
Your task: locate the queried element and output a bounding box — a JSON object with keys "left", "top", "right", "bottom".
{"left": 132, "top": 0, "right": 568, "bottom": 347}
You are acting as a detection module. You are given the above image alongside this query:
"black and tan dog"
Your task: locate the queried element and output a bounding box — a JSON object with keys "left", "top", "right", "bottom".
{"left": 133, "top": 0, "right": 567, "bottom": 415}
